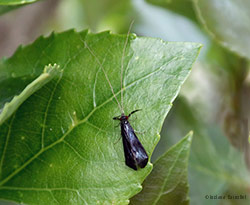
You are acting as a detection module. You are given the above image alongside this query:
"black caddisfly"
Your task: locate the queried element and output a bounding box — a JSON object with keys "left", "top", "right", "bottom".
{"left": 83, "top": 21, "right": 149, "bottom": 170}
{"left": 113, "top": 110, "right": 148, "bottom": 170}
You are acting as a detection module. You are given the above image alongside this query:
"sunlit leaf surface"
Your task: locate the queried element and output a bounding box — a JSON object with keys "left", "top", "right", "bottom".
{"left": 194, "top": 0, "right": 250, "bottom": 60}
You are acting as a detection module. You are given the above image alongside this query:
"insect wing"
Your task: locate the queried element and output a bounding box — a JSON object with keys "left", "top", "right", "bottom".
{"left": 122, "top": 134, "right": 137, "bottom": 170}
{"left": 121, "top": 121, "right": 148, "bottom": 170}
{"left": 131, "top": 134, "right": 148, "bottom": 169}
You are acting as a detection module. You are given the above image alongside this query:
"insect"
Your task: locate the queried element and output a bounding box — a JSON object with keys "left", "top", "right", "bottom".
{"left": 113, "top": 110, "right": 148, "bottom": 170}
{"left": 83, "top": 22, "right": 148, "bottom": 170}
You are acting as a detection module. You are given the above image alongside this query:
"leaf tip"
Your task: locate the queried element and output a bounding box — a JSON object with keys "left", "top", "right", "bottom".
{"left": 197, "top": 43, "right": 203, "bottom": 51}
{"left": 185, "top": 130, "right": 193, "bottom": 143}
{"left": 188, "top": 130, "right": 194, "bottom": 137}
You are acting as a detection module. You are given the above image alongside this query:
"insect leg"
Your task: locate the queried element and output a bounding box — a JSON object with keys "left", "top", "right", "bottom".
{"left": 113, "top": 116, "right": 120, "bottom": 120}
{"left": 114, "top": 136, "right": 122, "bottom": 145}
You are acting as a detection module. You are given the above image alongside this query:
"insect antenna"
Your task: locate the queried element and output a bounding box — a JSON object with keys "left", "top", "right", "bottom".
{"left": 121, "top": 20, "right": 134, "bottom": 113}
{"left": 80, "top": 38, "right": 123, "bottom": 113}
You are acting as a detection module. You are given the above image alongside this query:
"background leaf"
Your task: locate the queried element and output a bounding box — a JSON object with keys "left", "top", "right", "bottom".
{"left": 0, "top": 0, "right": 39, "bottom": 16}
{"left": 0, "top": 30, "right": 201, "bottom": 204}
{"left": 146, "top": 0, "right": 197, "bottom": 23}
{"left": 0, "top": 0, "right": 37, "bottom": 5}
{"left": 0, "top": 63, "right": 61, "bottom": 125}
{"left": 130, "top": 132, "right": 193, "bottom": 205}
{"left": 193, "top": 0, "right": 250, "bottom": 60}
{"left": 160, "top": 97, "right": 250, "bottom": 205}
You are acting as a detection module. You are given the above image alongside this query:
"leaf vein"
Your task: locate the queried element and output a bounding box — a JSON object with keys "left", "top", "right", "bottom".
{"left": 0, "top": 114, "right": 16, "bottom": 178}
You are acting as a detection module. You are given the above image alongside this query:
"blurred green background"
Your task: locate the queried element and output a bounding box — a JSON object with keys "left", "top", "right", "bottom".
{"left": 0, "top": 0, "right": 250, "bottom": 204}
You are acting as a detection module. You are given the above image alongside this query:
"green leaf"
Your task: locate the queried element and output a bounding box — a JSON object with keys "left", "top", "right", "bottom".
{"left": 0, "top": 0, "right": 37, "bottom": 5}
{"left": 0, "top": 30, "right": 201, "bottom": 204}
{"left": 193, "top": 0, "right": 250, "bottom": 60}
{"left": 0, "top": 64, "right": 61, "bottom": 126}
{"left": 0, "top": 0, "right": 39, "bottom": 15}
{"left": 130, "top": 132, "right": 192, "bottom": 205}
